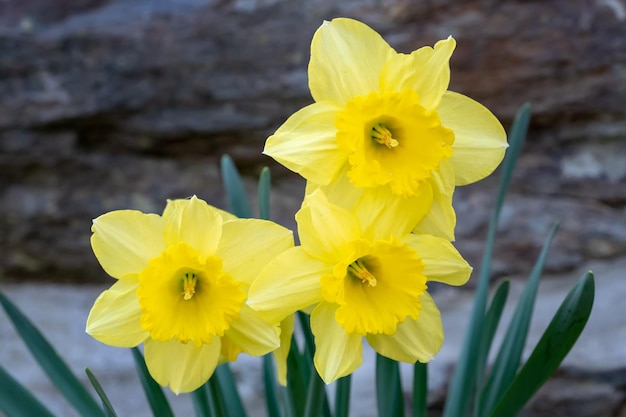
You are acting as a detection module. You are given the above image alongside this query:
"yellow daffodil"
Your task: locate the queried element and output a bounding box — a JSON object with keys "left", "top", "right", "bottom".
{"left": 264, "top": 18, "right": 507, "bottom": 240}
{"left": 86, "top": 196, "right": 293, "bottom": 393}
{"left": 247, "top": 189, "right": 472, "bottom": 383}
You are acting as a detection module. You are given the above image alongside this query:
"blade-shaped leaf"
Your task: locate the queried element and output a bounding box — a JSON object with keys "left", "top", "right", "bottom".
{"left": 131, "top": 348, "right": 175, "bottom": 417}
{"left": 213, "top": 364, "right": 246, "bottom": 417}
{"left": 0, "top": 291, "right": 106, "bottom": 417}
{"left": 191, "top": 384, "right": 215, "bottom": 417}
{"left": 221, "top": 155, "right": 253, "bottom": 218}
{"left": 334, "top": 375, "right": 352, "bottom": 417}
{"left": 0, "top": 366, "right": 57, "bottom": 417}
{"left": 85, "top": 368, "right": 118, "bottom": 417}
{"left": 303, "top": 370, "right": 326, "bottom": 417}
{"left": 263, "top": 355, "right": 282, "bottom": 417}
{"left": 490, "top": 272, "right": 594, "bottom": 417}
{"left": 412, "top": 362, "right": 428, "bottom": 417}
{"left": 478, "top": 223, "right": 559, "bottom": 416}
{"left": 443, "top": 103, "right": 532, "bottom": 417}
{"left": 376, "top": 354, "right": 404, "bottom": 417}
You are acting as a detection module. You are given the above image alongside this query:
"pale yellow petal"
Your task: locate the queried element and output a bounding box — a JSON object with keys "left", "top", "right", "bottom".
{"left": 247, "top": 247, "right": 327, "bottom": 323}
{"left": 437, "top": 91, "right": 508, "bottom": 186}
{"left": 224, "top": 305, "right": 280, "bottom": 357}
{"left": 163, "top": 196, "right": 222, "bottom": 258}
{"left": 164, "top": 199, "right": 236, "bottom": 223}
{"left": 413, "top": 160, "right": 456, "bottom": 241}
{"left": 309, "top": 164, "right": 363, "bottom": 211}
{"left": 309, "top": 18, "right": 395, "bottom": 105}
{"left": 406, "top": 234, "right": 472, "bottom": 286}
{"left": 366, "top": 292, "right": 443, "bottom": 363}
{"left": 355, "top": 182, "right": 433, "bottom": 241}
{"left": 264, "top": 102, "right": 346, "bottom": 185}
{"left": 296, "top": 189, "right": 360, "bottom": 262}
{"left": 311, "top": 303, "right": 363, "bottom": 383}
{"left": 144, "top": 338, "right": 221, "bottom": 394}
{"left": 86, "top": 277, "right": 148, "bottom": 347}
{"left": 91, "top": 210, "right": 166, "bottom": 279}
{"left": 381, "top": 37, "right": 455, "bottom": 110}
{"left": 216, "top": 219, "right": 293, "bottom": 285}
{"left": 273, "top": 315, "right": 294, "bottom": 386}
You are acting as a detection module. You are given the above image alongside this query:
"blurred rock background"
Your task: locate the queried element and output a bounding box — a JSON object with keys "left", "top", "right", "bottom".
{"left": 0, "top": 0, "right": 625, "bottom": 416}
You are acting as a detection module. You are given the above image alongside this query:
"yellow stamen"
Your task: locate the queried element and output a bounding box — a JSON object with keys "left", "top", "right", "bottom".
{"left": 371, "top": 123, "right": 399, "bottom": 149}
{"left": 182, "top": 272, "right": 197, "bottom": 300}
{"left": 347, "top": 259, "right": 377, "bottom": 287}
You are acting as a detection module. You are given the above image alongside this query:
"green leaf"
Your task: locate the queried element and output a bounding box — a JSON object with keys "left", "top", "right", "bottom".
{"left": 303, "top": 370, "right": 326, "bottom": 417}
{"left": 131, "top": 348, "right": 175, "bottom": 417}
{"left": 0, "top": 366, "right": 57, "bottom": 417}
{"left": 263, "top": 355, "right": 282, "bottom": 417}
{"left": 285, "top": 335, "right": 308, "bottom": 417}
{"left": 221, "top": 154, "right": 253, "bottom": 218}
{"left": 85, "top": 368, "right": 118, "bottom": 417}
{"left": 376, "top": 354, "right": 404, "bottom": 417}
{"left": 334, "top": 375, "right": 352, "bottom": 417}
{"left": 191, "top": 384, "right": 215, "bottom": 417}
{"left": 475, "top": 280, "right": 510, "bottom": 397}
{"left": 207, "top": 376, "right": 227, "bottom": 417}
{"left": 412, "top": 362, "right": 428, "bottom": 417}
{"left": 477, "top": 223, "right": 559, "bottom": 416}
{"left": 213, "top": 364, "right": 247, "bottom": 417}
{"left": 0, "top": 291, "right": 106, "bottom": 417}
{"left": 258, "top": 167, "right": 271, "bottom": 220}
{"left": 442, "top": 103, "right": 531, "bottom": 417}
{"left": 490, "top": 272, "right": 595, "bottom": 417}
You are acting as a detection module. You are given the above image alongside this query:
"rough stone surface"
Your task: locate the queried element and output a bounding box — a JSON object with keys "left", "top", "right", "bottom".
{"left": 1, "top": 0, "right": 625, "bottom": 283}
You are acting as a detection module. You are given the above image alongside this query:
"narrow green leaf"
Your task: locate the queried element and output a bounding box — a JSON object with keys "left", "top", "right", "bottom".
{"left": 258, "top": 166, "right": 271, "bottom": 220}
{"left": 303, "top": 370, "right": 326, "bottom": 417}
{"left": 0, "top": 366, "right": 58, "bottom": 417}
{"left": 285, "top": 335, "right": 308, "bottom": 417}
{"left": 85, "top": 368, "right": 118, "bottom": 417}
{"left": 490, "top": 272, "right": 595, "bottom": 417}
{"left": 376, "top": 354, "right": 404, "bottom": 417}
{"left": 334, "top": 375, "right": 352, "bottom": 417}
{"left": 131, "top": 348, "right": 175, "bottom": 417}
{"left": 0, "top": 291, "right": 106, "bottom": 417}
{"left": 442, "top": 103, "right": 531, "bottom": 417}
{"left": 221, "top": 154, "right": 253, "bottom": 218}
{"left": 191, "top": 384, "right": 215, "bottom": 417}
{"left": 213, "top": 364, "right": 246, "bottom": 417}
{"left": 475, "top": 280, "right": 510, "bottom": 399}
{"left": 263, "top": 355, "right": 282, "bottom": 417}
{"left": 478, "top": 223, "right": 559, "bottom": 417}
{"left": 207, "top": 376, "right": 227, "bottom": 417}
{"left": 412, "top": 362, "right": 428, "bottom": 417}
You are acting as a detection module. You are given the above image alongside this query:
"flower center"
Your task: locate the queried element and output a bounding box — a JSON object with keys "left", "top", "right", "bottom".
{"left": 347, "top": 258, "right": 377, "bottom": 287}
{"left": 371, "top": 123, "right": 399, "bottom": 149}
{"left": 137, "top": 242, "right": 245, "bottom": 346}
{"left": 335, "top": 89, "right": 454, "bottom": 197}
{"left": 181, "top": 272, "right": 198, "bottom": 300}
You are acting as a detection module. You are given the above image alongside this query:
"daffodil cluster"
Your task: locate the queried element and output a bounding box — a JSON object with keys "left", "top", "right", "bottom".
{"left": 86, "top": 17, "right": 507, "bottom": 392}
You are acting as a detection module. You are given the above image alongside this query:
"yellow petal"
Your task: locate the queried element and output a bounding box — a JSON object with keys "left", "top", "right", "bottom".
{"left": 216, "top": 219, "right": 293, "bottom": 285}
{"left": 296, "top": 189, "right": 360, "bottom": 262}
{"left": 437, "top": 91, "right": 508, "bottom": 186}
{"left": 164, "top": 198, "right": 236, "bottom": 223}
{"left": 247, "top": 247, "right": 327, "bottom": 323}
{"left": 366, "top": 292, "right": 443, "bottom": 362}
{"left": 224, "top": 305, "right": 280, "bottom": 357}
{"left": 144, "top": 338, "right": 221, "bottom": 394}
{"left": 86, "top": 277, "right": 148, "bottom": 347}
{"left": 405, "top": 234, "right": 472, "bottom": 286}
{"left": 91, "top": 210, "right": 166, "bottom": 279}
{"left": 355, "top": 182, "right": 433, "bottom": 241}
{"left": 311, "top": 303, "right": 363, "bottom": 383}
{"left": 308, "top": 164, "right": 363, "bottom": 210}
{"left": 163, "top": 196, "right": 222, "bottom": 258}
{"left": 309, "top": 18, "right": 395, "bottom": 105}
{"left": 381, "top": 37, "right": 455, "bottom": 110}
{"left": 264, "top": 102, "right": 346, "bottom": 185}
{"left": 273, "top": 315, "right": 294, "bottom": 386}
{"left": 413, "top": 160, "right": 456, "bottom": 241}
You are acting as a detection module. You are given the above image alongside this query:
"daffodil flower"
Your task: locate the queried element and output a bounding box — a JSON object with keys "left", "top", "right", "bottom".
{"left": 264, "top": 18, "right": 507, "bottom": 240}
{"left": 86, "top": 196, "right": 293, "bottom": 393}
{"left": 247, "top": 189, "right": 472, "bottom": 383}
